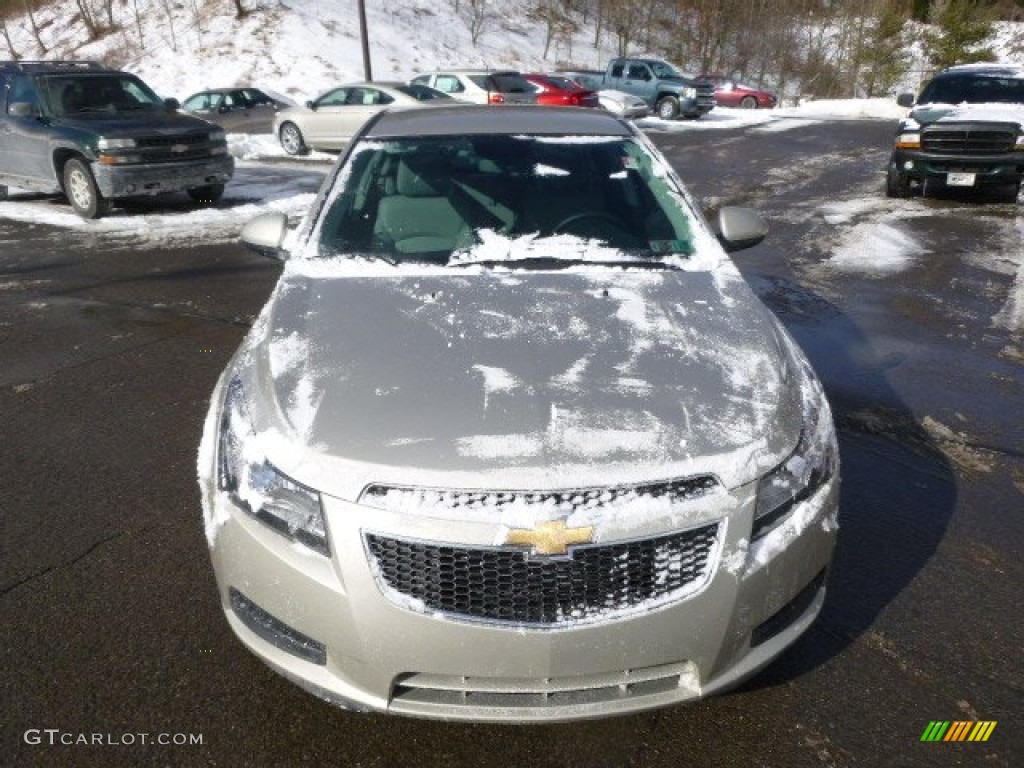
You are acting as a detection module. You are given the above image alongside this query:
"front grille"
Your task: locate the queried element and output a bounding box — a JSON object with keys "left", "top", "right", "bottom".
{"left": 922, "top": 127, "right": 1016, "bottom": 155}
{"left": 136, "top": 133, "right": 209, "bottom": 148}
{"left": 139, "top": 148, "right": 216, "bottom": 163}
{"left": 360, "top": 475, "right": 720, "bottom": 516}
{"left": 365, "top": 522, "right": 720, "bottom": 626}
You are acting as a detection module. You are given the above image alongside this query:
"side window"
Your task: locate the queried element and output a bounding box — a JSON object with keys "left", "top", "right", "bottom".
{"left": 410, "top": 75, "right": 429, "bottom": 86}
{"left": 244, "top": 89, "right": 271, "bottom": 105}
{"left": 627, "top": 64, "right": 649, "bottom": 80}
{"left": 183, "top": 93, "right": 209, "bottom": 110}
{"left": 610, "top": 64, "right": 624, "bottom": 78}
{"left": 7, "top": 75, "right": 39, "bottom": 115}
{"left": 318, "top": 88, "right": 348, "bottom": 106}
{"left": 435, "top": 75, "right": 463, "bottom": 93}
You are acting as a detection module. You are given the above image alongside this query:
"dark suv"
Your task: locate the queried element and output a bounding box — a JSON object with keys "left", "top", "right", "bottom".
{"left": 0, "top": 60, "right": 234, "bottom": 218}
{"left": 887, "top": 63, "right": 1024, "bottom": 202}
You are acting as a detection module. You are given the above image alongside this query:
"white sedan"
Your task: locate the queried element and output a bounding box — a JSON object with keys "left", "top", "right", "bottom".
{"left": 273, "top": 82, "right": 452, "bottom": 155}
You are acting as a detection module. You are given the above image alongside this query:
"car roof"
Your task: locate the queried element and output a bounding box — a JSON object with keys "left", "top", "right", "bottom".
{"left": 363, "top": 104, "right": 632, "bottom": 138}
{"left": 0, "top": 60, "right": 116, "bottom": 75}
{"left": 188, "top": 86, "right": 266, "bottom": 94}
{"left": 421, "top": 69, "right": 522, "bottom": 76}
{"left": 938, "top": 63, "right": 1024, "bottom": 79}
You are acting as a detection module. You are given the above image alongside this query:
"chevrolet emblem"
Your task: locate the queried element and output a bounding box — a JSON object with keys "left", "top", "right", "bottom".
{"left": 505, "top": 520, "right": 594, "bottom": 556}
{"left": 171, "top": 143, "right": 189, "bottom": 153}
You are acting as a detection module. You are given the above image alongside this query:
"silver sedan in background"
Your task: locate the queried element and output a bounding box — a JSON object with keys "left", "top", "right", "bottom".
{"left": 273, "top": 81, "right": 453, "bottom": 155}
{"left": 201, "top": 105, "right": 839, "bottom": 722}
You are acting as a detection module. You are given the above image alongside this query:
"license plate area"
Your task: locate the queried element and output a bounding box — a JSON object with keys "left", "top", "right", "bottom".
{"left": 946, "top": 172, "right": 976, "bottom": 187}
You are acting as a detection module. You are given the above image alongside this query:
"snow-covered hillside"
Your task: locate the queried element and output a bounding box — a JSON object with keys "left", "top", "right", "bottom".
{"left": 2, "top": 0, "right": 618, "bottom": 103}
{"left": 0, "top": 0, "right": 1021, "bottom": 104}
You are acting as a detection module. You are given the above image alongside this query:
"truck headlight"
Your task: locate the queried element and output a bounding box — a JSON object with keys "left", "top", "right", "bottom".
{"left": 753, "top": 379, "right": 837, "bottom": 539}
{"left": 209, "top": 130, "right": 226, "bottom": 142}
{"left": 217, "top": 378, "right": 328, "bottom": 555}
{"left": 895, "top": 132, "right": 921, "bottom": 149}
{"left": 97, "top": 137, "right": 137, "bottom": 149}
{"left": 684, "top": 87, "right": 696, "bottom": 99}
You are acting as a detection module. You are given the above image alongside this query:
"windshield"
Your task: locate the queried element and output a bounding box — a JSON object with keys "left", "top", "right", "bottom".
{"left": 38, "top": 74, "right": 165, "bottom": 116}
{"left": 919, "top": 75, "right": 1024, "bottom": 105}
{"left": 649, "top": 61, "right": 685, "bottom": 79}
{"left": 310, "top": 134, "right": 696, "bottom": 265}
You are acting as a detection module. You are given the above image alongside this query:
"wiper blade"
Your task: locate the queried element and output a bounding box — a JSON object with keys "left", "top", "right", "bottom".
{"left": 449, "top": 255, "right": 677, "bottom": 270}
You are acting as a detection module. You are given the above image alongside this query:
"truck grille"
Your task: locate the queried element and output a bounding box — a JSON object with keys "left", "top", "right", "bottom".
{"left": 136, "top": 133, "right": 209, "bottom": 148}
{"left": 922, "top": 126, "right": 1017, "bottom": 155}
{"left": 365, "top": 522, "right": 720, "bottom": 626}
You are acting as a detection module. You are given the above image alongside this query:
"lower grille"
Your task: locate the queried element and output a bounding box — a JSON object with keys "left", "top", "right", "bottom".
{"left": 365, "top": 522, "right": 720, "bottom": 626}
{"left": 391, "top": 661, "right": 699, "bottom": 713}
{"left": 922, "top": 128, "right": 1016, "bottom": 155}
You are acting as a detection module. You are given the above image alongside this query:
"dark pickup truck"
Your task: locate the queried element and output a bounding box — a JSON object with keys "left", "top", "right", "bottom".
{"left": 887, "top": 63, "right": 1024, "bottom": 203}
{"left": 0, "top": 60, "right": 234, "bottom": 218}
{"left": 601, "top": 58, "right": 715, "bottom": 120}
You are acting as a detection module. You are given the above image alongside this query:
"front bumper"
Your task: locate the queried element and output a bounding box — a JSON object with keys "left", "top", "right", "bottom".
{"left": 92, "top": 155, "right": 234, "bottom": 198}
{"left": 681, "top": 96, "right": 716, "bottom": 118}
{"left": 889, "top": 148, "right": 1024, "bottom": 187}
{"left": 201, "top": 460, "right": 838, "bottom": 722}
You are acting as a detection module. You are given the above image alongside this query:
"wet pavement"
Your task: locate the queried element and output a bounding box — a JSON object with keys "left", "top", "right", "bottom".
{"left": 1, "top": 121, "right": 1021, "bottom": 766}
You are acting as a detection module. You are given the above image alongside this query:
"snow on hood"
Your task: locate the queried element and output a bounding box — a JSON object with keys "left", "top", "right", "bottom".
{"left": 235, "top": 264, "right": 804, "bottom": 497}
{"left": 908, "top": 102, "right": 1024, "bottom": 128}
{"left": 55, "top": 111, "right": 217, "bottom": 136}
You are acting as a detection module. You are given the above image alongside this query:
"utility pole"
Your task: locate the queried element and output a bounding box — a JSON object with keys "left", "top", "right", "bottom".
{"left": 358, "top": 0, "right": 372, "bottom": 81}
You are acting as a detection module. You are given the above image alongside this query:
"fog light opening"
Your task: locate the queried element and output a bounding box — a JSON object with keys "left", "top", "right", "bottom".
{"left": 229, "top": 588, "right": 326, "bottom": 665}
{"left": 751, "top": 569, "right": 826, "bottom": 647}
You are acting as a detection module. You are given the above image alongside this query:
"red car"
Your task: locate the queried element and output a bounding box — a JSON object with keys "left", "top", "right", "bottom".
{"left": 696, "top": 75, "right": 777, "bottom": 109}
{"left": 522, "top": 74, "right": 600, "bottom": 108}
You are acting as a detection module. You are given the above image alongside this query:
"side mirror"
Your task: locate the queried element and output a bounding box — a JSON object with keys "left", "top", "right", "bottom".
{"left": 715, "top": 207, "right": 768, "bottom": 253}
{"left": 241, "top": 212, "right": 289, "bottom": 260}
{"left": 896, "top": 92, "right": 915, "bottom": 108}
{"left": 8, "top": 101, "right": 38, "bottom": 117}
{"left": 306, "top": 100, "right": 316, "bottom": 110}
{"left": 164, "top": 97, "right": 181, "bottom": 110}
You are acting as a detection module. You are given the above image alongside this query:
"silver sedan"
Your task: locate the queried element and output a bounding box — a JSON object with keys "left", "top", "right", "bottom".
{"left": 273, "top": 82, "right": 452, "bottom": 155}
{"left": 202, "top": 105, "right": 839, "bottom": 722}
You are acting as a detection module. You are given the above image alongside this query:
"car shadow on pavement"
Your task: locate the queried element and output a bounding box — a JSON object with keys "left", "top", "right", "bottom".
{"left": 732, "top": 273, "right": 958, "bottom": 691}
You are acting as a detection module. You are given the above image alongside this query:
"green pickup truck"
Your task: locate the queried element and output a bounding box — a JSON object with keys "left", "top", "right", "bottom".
{"left": 602, "top": 58, "right": 716, "bottom": 120}
{"left": 0, "top": 60, "right": 234, "bottom": 218}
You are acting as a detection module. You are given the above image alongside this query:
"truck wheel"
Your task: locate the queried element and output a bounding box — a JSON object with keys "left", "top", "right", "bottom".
{"left": 885, "top": 166, "right": 910, "bottom": 198}
{"left": 655, "top": 96, "right": 680, "bottom": 120}
{"left": 64, "top": 158, "right": 112, "bottom": 219}
{"left": 1000, "top": 182, "right": 1021, "bottom": 204}
{"left": 187, "top": 184, "right": 225, "bottom": 204}
{"left": 279, "top": 122, "right": 309, "bottom": 156}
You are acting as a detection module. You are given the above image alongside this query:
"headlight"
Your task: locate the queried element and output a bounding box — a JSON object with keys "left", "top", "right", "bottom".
{"left": 895, "top": 132, "right": 921, "bottom": 149}
{"left": 684, "top": 87, "right": 696, "bottom": 99}
{"left": 97, "top": 137, "right": 136, "bottom": 149}
{"left": 1015, "top": 135, "right": 1023, "bottom": 150}
{"left": 217, "top": 378, "right": 328, "bottom": 555}
{"left": 209, "top": 130, "right": 226, "bottom": 142}
{"left": 753, "top": 378, "right": 837, "bottom": 540}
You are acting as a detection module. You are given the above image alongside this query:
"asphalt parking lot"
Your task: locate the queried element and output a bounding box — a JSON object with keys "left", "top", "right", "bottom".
{"left": 2, "top": 120, "right": 1021, "bottom": 767}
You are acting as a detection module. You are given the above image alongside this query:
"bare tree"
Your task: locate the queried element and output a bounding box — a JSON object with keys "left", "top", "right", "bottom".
{"left": 76, "top": 0, "right": 101, "bottom": 39}
{"left": 23, "top": 0, "right": 47, "bottom": 53}
{"left": 465, "top": 0, "right": 490, "bottom": 44}
{"left": 1, "top": 16, "right": 19, "bottom": 60}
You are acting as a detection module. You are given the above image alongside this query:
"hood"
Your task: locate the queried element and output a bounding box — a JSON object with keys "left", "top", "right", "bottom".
{"left": 54, "top": 110, "right": 218, "bottom": 136}
{"left": 909, "top": 102, "right": 1024, "bottom": 129}
{"left": 244, "top": 268, "right": 803, "bottom": 491}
